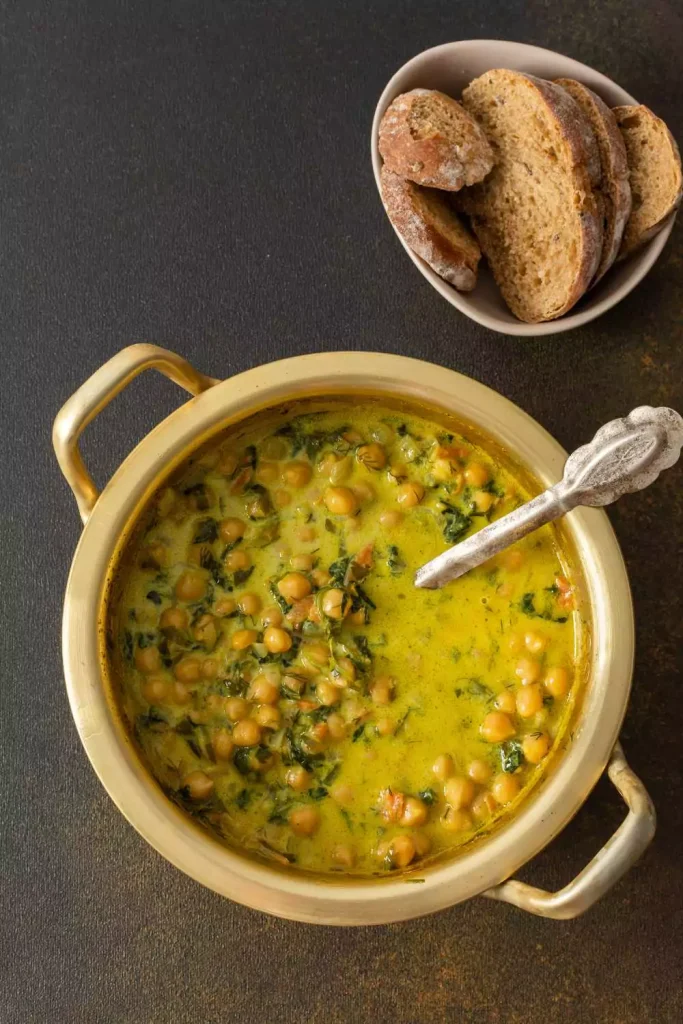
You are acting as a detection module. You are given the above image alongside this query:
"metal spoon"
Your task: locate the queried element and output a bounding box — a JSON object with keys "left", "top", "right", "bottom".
{"left": 414, "top": 406, "right": 683, "bottom": 590}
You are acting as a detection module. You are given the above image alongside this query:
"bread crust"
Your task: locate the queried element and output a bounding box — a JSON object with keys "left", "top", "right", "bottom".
{"left": 460, "top": 70, "right": 604, "bottom": 322}
{"left": 378, "top": 88, "right": 494, "bottom": 191}
{"left": 613, "top": 104, "right": 683, "bottom": 258}
{"left": 380, "top": 165, "right": 480, "bottom": 290}
{"left": 556, "top": 78, "right": 632, "bottom": 284}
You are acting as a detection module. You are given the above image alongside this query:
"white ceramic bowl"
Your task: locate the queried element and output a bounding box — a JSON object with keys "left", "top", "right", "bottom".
{"left": 371, "top": 39, "right": 677, "bottom": 337}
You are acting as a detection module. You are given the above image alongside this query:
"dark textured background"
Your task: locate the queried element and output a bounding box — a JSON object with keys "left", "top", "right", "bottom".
{"left": 2, "top": 2, "right": 682, "bottom": 1022}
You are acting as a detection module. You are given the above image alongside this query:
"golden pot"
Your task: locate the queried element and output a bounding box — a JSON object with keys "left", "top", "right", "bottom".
{"left": 54, "top": 345, "right": 655, "bottom": 924}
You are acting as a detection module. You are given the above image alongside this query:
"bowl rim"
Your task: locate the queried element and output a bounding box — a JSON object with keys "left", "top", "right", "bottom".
{"left": 370, "top": 39, "right": 676, "bottom": 337}
{"left": 61, "top": 351, "right": 634, "bottom": 924}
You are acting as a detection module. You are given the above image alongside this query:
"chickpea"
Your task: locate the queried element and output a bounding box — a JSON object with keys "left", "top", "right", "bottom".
{"left": 320, "top": 453, "right": 351, "bottom": 483}
{"left": 507, "top": 633, "right": 523, "bottom": 654}
{"left": 396, "top": 481, "right": 424, "bottom": 507}
{"left": 468, "top": 760, "right": 492, "bottom": 784}
{"left": 142, "top": 677, "right": 169, "bottom": 703}
{"left": 523, "top": 731, "right": 551, "bottom": 764}
{"left": 214, "top": 597, "right": 237, "bottom": 617}
{"left": 464, "top": 462, "right": 490, "bottom": 487}
{"left": 472, "top": 489, "right": 494, "bottom": 513}
{"left": 160, "top": 607, "right": 189, "bottom": 631}
{"left": 254, "top": 705, "right": 281, "bottom": 730}
{"left": 286, "top": 765, "right": 311, "bottom": 792}
{"left": 432, "top": 753, "right": 455, "bottom": 781}
{"left": 524, "top": 630, "right": 547, "bottom": 654}
{"left": 255, "top": 461, "right": 278, "bottom": 485}
{"left": 225, "top": 549, "right": 251, "bottom": 572}
{"left": 174, "top": 657, "right": 201, "bottom": 683}
{"left": 296, "top": 525, "right": 317, "bottom": 542}
{"left": 277, "top": 572, "right": 312, "bottom": 602}
{"left": 500, "top": 548, "right": 524, "bottom": 571}
{"left": 322, "top": 588, "right": 350, "bottom": 620}
{"left": 440, "top": 808, "right": 472, "bottom": 833}
{"left": 544, "top": 666, "right": 570, "bottom": 698}
{"left": 335, "top": 656, "right": 356, "bottom": 681}
{"left": 192, "top": 614, "right": 218, "bottom": 649}
{"left": 375, "top": 717, "right": 395, "bottom": 737}
{"left": 232, "top": 719, "right": 262, "bottom": 747}
{"left": 226, "top": 697, "right": 249, "bottom": 721}
{"left": 515, "top": 657, "right": 541, "bottom": 686}
{"left": 263, "top": 626, "right": 292, "bottom": 654}
{"left": 202, "top": 658, "right": 218, "bottom": 679}
{"left": 311, "top": 569, "right": 332, "bottom": 588}
{"left": 217, "top": 451, "right": 238, "bottom": 476}
{"left": 324, "top": 486, "right": 358, "bottom": 517}
{"left": 213, "top": 729, "right": 234, "bottom": 761}
{"left": 135, "top": 645, "right": 161, "bottom": 674}
{"left": 516, "top": 683, "right": 543, "bottom": 718}
{"left": 273, "top": 489, "right": 292, "bottom": 508}
{"left": 219, "top": 517, "right": 245, "bottom": 543}
{"left": 175, "top": 570, "right": 206, "bottom": 602}
{"left": 238, "top": 592, "right": 262, "bottom": 616}
{"left": 248, "top": 674, "right": 280, "bottom": 704}
{"left": 379, "top": 509, "right": 403, "bottom": 529}
{"left": 495, "top": 689, "right": 516, "bottom": 714}
{"left": 183, "top": 771, "right": 214, "bottom": 801}
{"left": 172, "top": 681, "right": 191, "bottom": 705}
{"left": 299, "top": 641, "right": 329, "bottom": 669}
{"left": 282, "top": 461, "right": 313, "bottom": 488}
{"left": 291, "top": 553, "right": 314, "bottom": 572}
{"left": 317, "top": 679, "right": 341, "bottom": 706}
{"left": 444, "top": 776, "right": 475, "bottom": 810}
{"left": 261, "top": 604, "right": 283, "bottom": 627}
{"left": 327, "top": 712, "right": 347, "bottom": 740}
{"left": 480, "top": 711, "right": 516, "bottom": 743}
{"left": 330, "top": 782, "right": 354, "bottom": 806}
{"left": 400, "top": 796, "right": 428, "bottom": 828}
{"left": 352, "top": 481, "right": 376, "bottom": 503}
{"left": 491, "top": 773, "right": 520, "bottom": 806}
{"left": 289, "top": 805, "right": 320, "bottom": 837}
{"left": 347, "top": 608, "right": 366, "bottom": 626}
{"left": 471, "top": 792, "right": 497, "bottom": 819}
{"left": 391, "top": 834, "right": 416, "bottom": 868}
{"left": 356, "top": 442, "right": 386, "bottom": 470}
{"left": 369, "top": 675, "right": 395, "bottom": 705}
{"left": 139, "top": 542, "right": 167, "bottom": 569}
{"left": 231, "top": 628, "right": 258, "bottom": 651}
{"left": 332, "top": 844, "right": 356, "bottom": 868}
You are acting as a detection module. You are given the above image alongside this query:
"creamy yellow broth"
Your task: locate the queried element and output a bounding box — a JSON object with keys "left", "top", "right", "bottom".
{"left": 111, "top": 401, "right": 584, "bottom": 875}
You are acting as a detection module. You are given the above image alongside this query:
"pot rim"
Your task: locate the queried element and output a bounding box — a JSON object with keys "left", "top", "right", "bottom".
{"left": 61, "top": 351, "right": 634, "bottom": 924}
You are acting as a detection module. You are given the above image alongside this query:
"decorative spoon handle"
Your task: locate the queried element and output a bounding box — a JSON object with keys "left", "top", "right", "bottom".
{"left": 414, "top": 406, "right": 683, "bottom": 590}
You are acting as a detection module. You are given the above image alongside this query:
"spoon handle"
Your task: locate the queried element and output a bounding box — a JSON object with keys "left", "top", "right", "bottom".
{"left": 415, "top": 405, "right": 683, "bottom": 590}
{"left": 414, "top": 487, "right": 571, "bottom": 590}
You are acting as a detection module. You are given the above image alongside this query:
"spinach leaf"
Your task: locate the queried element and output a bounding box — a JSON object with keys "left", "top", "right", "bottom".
{"left": 193, "top": 517, "right": 218, "bottom": 544}
{"left": 146, "top": 590, "right": 163, "bottom": 606}
{"left": 122, "top": 629, "right": 134, "bottom": 663}
{"left": 352, "top": 723, "right": 365, "bottom": 742}
{"left": 440, "top": 502, "right": 472, "bottom": 544}
{"left": 200, "top": 548, "right": 230, "bottom": 590}
{"left": 234, "top": 566, "right": 254, "bottom": 587}
{"left": 418, "top": 788, "right": 437, "bottom": 805}
{"left": 520, "top": 591, "right": 568, "bottom": 623}
{"left": 309, "top": 787, "right": 328, "bottom": 801}
{"left": 387, "top": 544, "right": 406, "bottom": 576}
{"left": 500, "top": 740, "right": 524, "bottom": 774}
{"left": 183, "top": 482, "right": 211, "bottom": 511}
{"left": 235, "top": 789, "right": 252, "bottom": 810}
{"left": 329, "top": 555, "right": 352, "bottom": 588}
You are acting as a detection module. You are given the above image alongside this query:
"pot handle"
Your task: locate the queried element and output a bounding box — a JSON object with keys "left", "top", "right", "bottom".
{"left": 482, "top": 742, "right": 655, "bottom": 919}
{"left": 53, "top": 344, "right": 218, "bottom": 523}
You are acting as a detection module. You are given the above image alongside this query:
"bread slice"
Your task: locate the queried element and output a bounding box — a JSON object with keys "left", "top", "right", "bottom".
{"left": 613, "top": 104, "right": 682, "bottom": 258}
{"left": 555, "top": 79, "right": 631, "bottom": 284}
{"left": 459, "top": 69, "right": 603, "bottom": 323}
{"left": 380, "top": 165, "right": 481, "bottom": 290}
{"left": 378, "top": 89, "right": 494, "bottom": 191}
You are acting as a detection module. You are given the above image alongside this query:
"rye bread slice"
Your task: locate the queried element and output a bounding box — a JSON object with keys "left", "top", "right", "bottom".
{"left": 459, "top": 69, "right": 603, "bottom": 323}
{"left": 378, "top": 89, "right": 494, "bottom": 191}
{"left": 556, "top": 78, "right": 631, "bottom": 284}
{"left": 380, "top": 165, "right": 481, "bottom": 291}
{"left": 613, "top": 104, "right": 682, "bottom": 258}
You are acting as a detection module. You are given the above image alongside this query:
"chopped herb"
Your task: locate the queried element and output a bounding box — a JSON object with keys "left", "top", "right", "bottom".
{"left": 395, "top": 707, "right": 414, "bottom": 734}
{"left": 520, "top": 592, "right": 568, "bottom": 623}
{"left": 418, "top": 788, "right": 437, "bottom": 805}
{"left": 352, "top": 723, "right": 365, "bottom": 742}
{"left": 234, "top": 566, "right": 255, "bottom": 586}
{"left": 467, "top": 679, "right": 493, "bottom": 699}
{"left": 542, "top": 695, "right": 554, "bottom": 708}
{"left": 329, "top": 555, "right": 352, "bottom": 588}
{"left": 352, "top": 634, "right": 372, "bottom": 663}
{"left": 500, "top": 740, "right": 524, "bottom": 773}
{"left": 193, "top": 517, "right": 218, "bottom": 544}
{"left": 269, "top": 580, "right": 290, "bottom": 614}
{"left": 441, "top": 502, "right": 472, "bottom": 544}
{"left": 387, "top": 544, "right": 406, "bottom": 576}
{"left": 243, "top": 444, "right": 257, "bottom": 468}
{"left": 136, "top": 632, "right": 157, "bottom": 649}
{"left": 451, "top": 647, "right": 462, "bottom": 663}
{"left": 309, "top": 787, "right": 328, "bottom": 801}
{"left": 200, "top": 548, "right": 230, "bottom": 589}
{"left": 340, "top": 808, "right": 353, "bottom": 831}
{"left": 233, "top": 745, "right": 272, "bottom": 776}
{"left": 183, "top": 482, "right": 210, "bottom": 510}
{"left": 324, "top": 518, "right": 336, "bottom": 534}
{"left": 352, "top": 585, "right": 376, "bottom": 613}
{"left": 323, "top": 763, "right": 341, "bottom": 785}
{"left": 235, "top": 789, "right": 252, "bottom": 810}
{"left": 136, "top": 707, "right": 168, "bottom": 730}
{"left": 146, "top": 590, "right": 163, "bottom": 606}
{"left": 122, "top": 630, "right": 134, "bottom": 663}
{"left": 397, "top": 423, "right": 408, "bottom": 436}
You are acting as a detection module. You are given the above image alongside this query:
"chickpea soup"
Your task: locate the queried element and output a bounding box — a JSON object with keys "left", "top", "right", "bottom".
{"left": 110, "top": 401, "right": 584, "bottom": 876}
